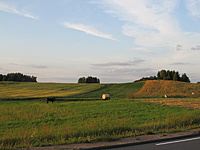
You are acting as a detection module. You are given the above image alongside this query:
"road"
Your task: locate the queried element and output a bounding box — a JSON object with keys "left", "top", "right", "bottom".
{"left": 107, "top": 136, "right": 200, "bottom": 150}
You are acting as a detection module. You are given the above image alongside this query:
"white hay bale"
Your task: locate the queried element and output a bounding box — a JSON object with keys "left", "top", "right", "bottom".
{"left": 102, "top": 94, "right": 110, "bottom": 100}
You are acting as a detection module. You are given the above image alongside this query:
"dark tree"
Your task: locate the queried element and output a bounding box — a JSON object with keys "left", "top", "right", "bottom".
{"left": 78, "top": 77, "right": 86, "bottom": 83}
{"left": 0, "top": 74, "right": 3, "bottom": 81}
{"left": 0, "top": 73, "right": 37, "bottom": 82}
{"left": 180, "top": 73, "right": 190, "bottom": 82}
{"left": 158, "top": 70, "right": 167, "bottom": 80}
{"left": 78, "top": 76, "right": 100, "bottom": 83}
{"left": 173, "top": 71, "right": 180, "bottom": 81}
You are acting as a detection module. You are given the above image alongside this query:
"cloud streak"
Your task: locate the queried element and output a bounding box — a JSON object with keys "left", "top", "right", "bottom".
{"left": 0, "top": 2, "right": 38, "bottom": 19}
{"left": 63, "top": 22, "right": 116, "bottom": 40}
{"left": 30, "top": 65, "right": 48, "bottom": 69}
{"left": 92, "top": 58, "right": 145, "bottom": 67}
{"left": 191, "top": 45, "right": 200, "bottom": 50}
{"left": 170, "top": 62, "right": 190, "bottom": 66}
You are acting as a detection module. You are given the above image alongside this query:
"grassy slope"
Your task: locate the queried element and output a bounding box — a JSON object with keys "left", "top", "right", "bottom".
{"left": 0, "top": 81, "right": 145, "bottom": 100}
{"left": 0, "top": 82, "right": 103, "bottom": 99}
{"left": 133, "top": 80, "right": 200, "bottom": 98}
{"left": 73, "top": 82, "right": 145, "bottom": 99}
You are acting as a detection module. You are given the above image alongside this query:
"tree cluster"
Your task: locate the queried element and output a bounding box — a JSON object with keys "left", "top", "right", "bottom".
{"left": 78, "top": 76, "right": 100, "bottom": 83}
{"left": 0, "top": 73, "right": 37, "bottom": 82}
{"left": 135, "top": 70, "right": 190, "bottom": 83}
{"left": 157, "top": 70, "right": 190, "bottom": 82}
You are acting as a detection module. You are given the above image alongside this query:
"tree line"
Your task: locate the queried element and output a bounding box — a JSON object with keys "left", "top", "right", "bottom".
{"left": 0, "top": 73, "right": 37, "bottom": 82}
{"left": 78, "top": 76, "right": 100, "bottom": 83}
{"left": 135, "top": 70, "right": 190, "bottom": 83}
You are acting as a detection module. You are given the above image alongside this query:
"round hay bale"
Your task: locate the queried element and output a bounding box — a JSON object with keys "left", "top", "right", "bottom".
{"left": 102, "top": 94, "right": 110, "bottom": 100}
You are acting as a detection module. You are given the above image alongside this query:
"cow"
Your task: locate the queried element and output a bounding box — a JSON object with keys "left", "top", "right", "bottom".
{"left": 46, "top": 97, "right": 55, "bottom": 103}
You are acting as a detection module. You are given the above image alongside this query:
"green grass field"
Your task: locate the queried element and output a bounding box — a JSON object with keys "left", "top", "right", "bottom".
{"left": 0, "top": 81, "right": 145, "bottom": 100}
{"left": 1, "top": 81, "right": 200, "bottom": 149}
{"left": 1, "top": 100, "right": 200, "bottom": 149}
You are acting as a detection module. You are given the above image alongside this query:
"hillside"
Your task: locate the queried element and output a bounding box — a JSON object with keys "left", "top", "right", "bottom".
{"left": 1, "top": 80, "right": 200, "bottom": 100}
{"left": 133, "top": 80, "right": 200, "bottom": 98}
{"left": 0, "top": 82, "right": 103, "bottom": 99}
{"left": 0, "top": 81, "right": 145, "bottom": 100}
{"left": 73, "top": 82, "right": 145, "bottom": 99}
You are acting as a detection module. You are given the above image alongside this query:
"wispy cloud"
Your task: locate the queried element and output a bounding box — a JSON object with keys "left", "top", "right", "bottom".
{"left": 98, "top": 0, "right": 200, "bottom": 50}
{"left": 191, "top": 45, "right": 200, "bottom": 50}
{"left": 185, "top": 0, "right": 200, "bottom": 18}
{"left": 92, "top": 62, "right": 132, "bottom": 67}
{"left": 0, "top": 2, "right": 38, "bottom": 19}
{"left": 30, "top": 65, "right": 48, "bottom": 69}
{"left": 63, "top": 22, "right": 116, "bottom": 40}
{"left": 170, "top": 62, "right": 190, "bottom": 66}
{"left": 92, "top": 58, "right": 145, "bottom": 67}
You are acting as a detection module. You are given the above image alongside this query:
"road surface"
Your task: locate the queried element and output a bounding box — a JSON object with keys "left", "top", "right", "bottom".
{"left": 107, "top": 136, "right": 200, "bottom": 150}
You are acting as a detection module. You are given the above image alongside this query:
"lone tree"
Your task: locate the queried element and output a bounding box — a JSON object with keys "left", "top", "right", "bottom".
{"left": 78, "top": 76, "right": 100, "bottom": 83}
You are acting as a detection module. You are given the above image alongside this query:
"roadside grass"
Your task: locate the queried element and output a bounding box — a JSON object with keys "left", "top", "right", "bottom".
{"left": 1, "top": 100, "right": 200, "bottom": 149}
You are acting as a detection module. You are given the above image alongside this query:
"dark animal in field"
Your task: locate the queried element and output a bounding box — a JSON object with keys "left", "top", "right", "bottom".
{"left": 46, "top": 97, "right": 55, "bottom": 103}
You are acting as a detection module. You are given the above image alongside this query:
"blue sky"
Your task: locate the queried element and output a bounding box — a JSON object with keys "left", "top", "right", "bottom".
{"left": 0, "top": 0, "right": 200, "bottom": 83}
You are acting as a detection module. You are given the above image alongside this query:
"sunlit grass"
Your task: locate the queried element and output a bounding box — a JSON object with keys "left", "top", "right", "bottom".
{"left": 1, "top": 100, "right": 200, "bottom": 149}
{"left": 133, "top": 80, "right": 200, "bottom": 98}
{"left": 0, "top": 82, "right": 104, "bottom": 99}
{"left": 0, "top": 81, "right": 145, "bottom": 100}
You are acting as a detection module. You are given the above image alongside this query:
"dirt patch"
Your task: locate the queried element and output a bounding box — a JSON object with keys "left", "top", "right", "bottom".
{"left": 133, "top": 80, "right": 200, "bottom": 98}
{"left": 136, "top": 98, "right": 200, "bottom": 110}
{"left": 27, "top": 128, "right": 200, "bottom": 150}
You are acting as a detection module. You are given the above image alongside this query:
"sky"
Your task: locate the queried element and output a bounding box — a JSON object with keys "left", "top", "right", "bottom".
{"left": 0, "top": 0, "right": 200, "bottom": 83}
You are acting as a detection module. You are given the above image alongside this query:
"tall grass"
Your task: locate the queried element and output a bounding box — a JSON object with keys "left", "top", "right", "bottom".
{"left": 1, "top": 100, "right": 200, "bottom": 149}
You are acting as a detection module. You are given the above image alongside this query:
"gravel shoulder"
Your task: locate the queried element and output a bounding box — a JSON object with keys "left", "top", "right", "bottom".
{"left": 27, "top": 128, "right": 200, "bottom": 150}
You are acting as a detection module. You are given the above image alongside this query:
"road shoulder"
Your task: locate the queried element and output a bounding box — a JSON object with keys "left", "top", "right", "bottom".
{"left": 28, "top": 128, "right": 200, "bottom": 150}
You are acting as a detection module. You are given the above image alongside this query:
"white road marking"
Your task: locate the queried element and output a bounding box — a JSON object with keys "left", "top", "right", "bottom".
{"left": 156, "top": 137, "right": 200, "bottom": 146}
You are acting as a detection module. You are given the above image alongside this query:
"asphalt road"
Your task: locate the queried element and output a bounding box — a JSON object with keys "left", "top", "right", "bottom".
{"left": 107, "top": 136, "right": 200, "bottom": 150}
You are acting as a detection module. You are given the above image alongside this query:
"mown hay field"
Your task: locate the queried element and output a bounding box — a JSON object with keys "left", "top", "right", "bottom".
{"left": 136, "top": 98, "right": 200, "bottom": 110}
{"left": 0, "top": 81, "right": 145, "bottom": 100}
{"left": 132, "top": 80, "right": 200, "bottom": 98}
{"left": 1, "top": 100, "right": 200, "bottom": 149}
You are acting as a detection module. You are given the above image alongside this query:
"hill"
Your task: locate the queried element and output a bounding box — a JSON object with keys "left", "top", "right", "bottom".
{"left": 73, "top": 82, "right": 145, "bottom": 99}
{"left": 132, "top": 80, "right": 200, "bottom": 98}
{"left": 1, "top": 80, "right": 200, "bottom": 100}
{"left": 0, "top": 81, "right": 145, "bottom": 100}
